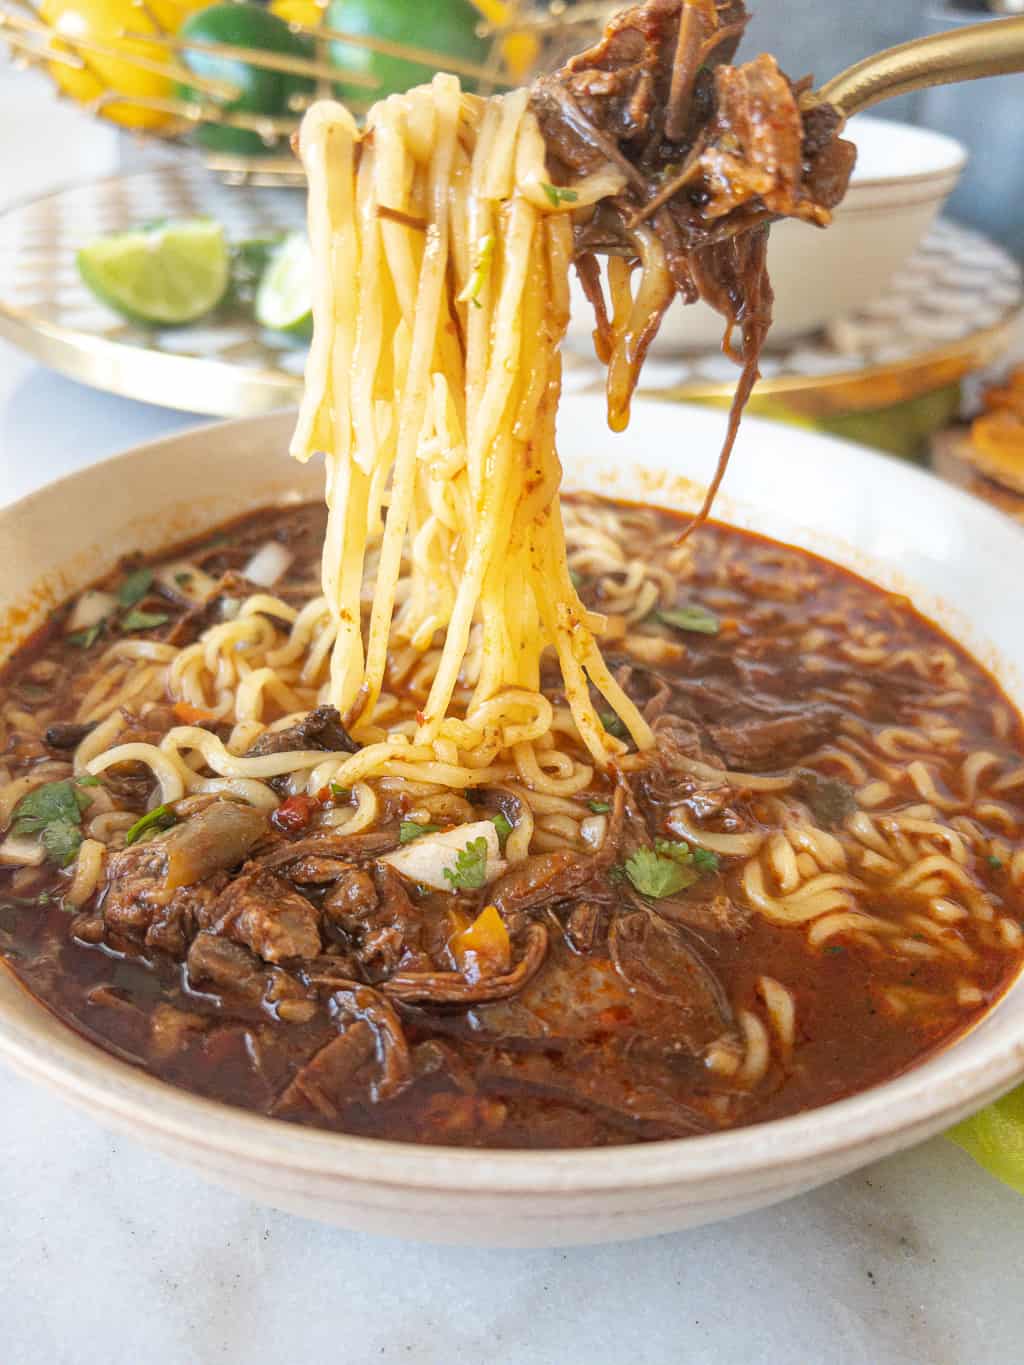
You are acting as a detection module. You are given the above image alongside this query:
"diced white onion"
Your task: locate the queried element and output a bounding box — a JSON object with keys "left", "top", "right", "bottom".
{"left": 0, "top": 834, "right": 45, "bottom": 867}
{"left": 624, "top": 634, "right": 685, "bottom": 665}
{"left": 156, "top": 561, "right": 218, "bottom": 605}
{"left": 580, "top": 814, "right": 608, "bottom": 850}
{"left": 242, "top": 541, "right": 293, "bottom": 589}
{"left": 381, "top": 820, "right": 506, "bottom": 891}
{"left": 67, "top": 590, "right": 117, "bottom": 633}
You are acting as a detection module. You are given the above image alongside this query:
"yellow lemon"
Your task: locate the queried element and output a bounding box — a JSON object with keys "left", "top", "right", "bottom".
{"left": 468, "top": 0, "right": 538, "bottom": 79}
{"left": 268, "top": 0, "right": 323, "bottom": 28}
{"left": 39, "top": 0, "right": 177, "bottom": 131}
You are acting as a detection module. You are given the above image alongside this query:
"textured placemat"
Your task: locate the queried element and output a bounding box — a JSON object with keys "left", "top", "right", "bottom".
{"left": 0, "top": 161, "right": 1019, "bottom": 417}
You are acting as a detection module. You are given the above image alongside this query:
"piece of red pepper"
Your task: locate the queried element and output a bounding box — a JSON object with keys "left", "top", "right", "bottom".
{"left": 271, "top": 794, "right": 317, "bottom": 832}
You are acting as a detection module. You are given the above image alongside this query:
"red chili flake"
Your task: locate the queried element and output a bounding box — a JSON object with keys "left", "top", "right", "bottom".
{"left": 416, "top": 710, "right": 427, "bottom": 726}
{"left": 315, "top": 786, "right": 332, "bottom": 805}
{"left": 272, "top": 794, "right": 317, "bottom": 832}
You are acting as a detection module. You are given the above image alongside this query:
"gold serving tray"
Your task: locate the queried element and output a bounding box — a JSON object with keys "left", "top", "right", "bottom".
{"left": 0, "top": 163, "right": 1019, "bottom": 420}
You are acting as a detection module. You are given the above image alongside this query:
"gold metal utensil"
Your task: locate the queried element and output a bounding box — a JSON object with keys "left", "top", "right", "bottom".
{"left": 809, "top": 15, "right": 1024, "bottom": 122}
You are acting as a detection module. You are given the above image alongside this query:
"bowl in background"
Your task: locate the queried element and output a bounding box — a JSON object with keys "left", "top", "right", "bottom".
{"left": 566, "top": 115, "right": 967, "bottom": 355}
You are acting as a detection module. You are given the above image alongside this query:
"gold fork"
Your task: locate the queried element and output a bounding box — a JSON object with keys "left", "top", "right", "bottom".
{"left": 808, "top": 15, "right": 1024, "bottom": 122}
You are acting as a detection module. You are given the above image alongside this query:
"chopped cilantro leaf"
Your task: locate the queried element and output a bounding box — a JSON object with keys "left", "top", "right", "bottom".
{"left": 825, "top": 944, "right": 844, "bottom": 955}
{"left": 692, "top": 846, "right": 720, "bottom": 873}
{"left": 124, "top": 804, "right": 178, "bottom": 846}
{"left": 655, "top": 837, "right": 719, "bottom": 877}
{"left": 624, "top": 847, "right": 696, "bottom": 898}
{"left": 988, "top": 854, "right": 1004, "bottom": 870}
{"left": 330, "top": 783, "right": 350, "bottom": 800}
{"left": 10, "top": 778, "right": 96, "bottom": 867}
{"left": 541, "top": 183, "right": 579, "bottom": 206}
{"left": 174, "top": 571, "right": 193, "bottom": 587}
{"left": 443, "top": 836, "right": 490, "bottom": 891}
{"left": 41, "top": 822, "right": 84, "bottom": 866}
{"left": 68, "top": 623, "right": 104, "bottom": 649}
{"left": 120, "top": 609, "right": 169, "bottom": 632}
{"left": 491, "top": 812, "right": 513, "bottom": 847}
{"left": 588, "top": 799, "right": 612, "bottom": 814}
{"left": 12, "top": 778, "right": 93, "bottom": 833}
{"left": 657, "top": 604, "right": 720, "bottom": 636}
{"left": 118, "top": 567, "right": 154, "bottom": 607}
{"left": 399, "top": 820, "right": 442, "bottom": 845}
{"left": 456, "top": 232, "right": 495, "bottom": 307}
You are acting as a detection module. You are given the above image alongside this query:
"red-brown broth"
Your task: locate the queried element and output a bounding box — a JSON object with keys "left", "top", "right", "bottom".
{"left": 0, "top": 497, "right": 1021, "bottom": 1148}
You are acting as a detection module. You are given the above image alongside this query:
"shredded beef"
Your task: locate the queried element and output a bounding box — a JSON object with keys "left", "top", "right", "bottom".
{"left": 245, "top": 705, "right": 358, "bottom": 757}
{"left": 708, "top": 705, "right": 836, "bottom": 769}
{"left": 211, "top": 868, "right": 322, "bottom": 963}
{"left": 531, "top": 0, "right": 855, "bottom": 525}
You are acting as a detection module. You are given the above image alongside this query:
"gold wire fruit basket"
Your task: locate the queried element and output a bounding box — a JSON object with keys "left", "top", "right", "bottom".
{"left": 0, "top": 0, "right": 617, "bottom": 185}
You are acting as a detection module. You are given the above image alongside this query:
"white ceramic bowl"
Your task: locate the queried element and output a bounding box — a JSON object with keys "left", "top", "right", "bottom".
{"left": 565, "top": 115, "right": 967, "bottom": 353}
{"left": 1, "top": 397, "right": 1022, "bottom": 1247}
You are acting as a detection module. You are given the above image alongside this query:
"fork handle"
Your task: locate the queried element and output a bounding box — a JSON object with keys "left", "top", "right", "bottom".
{"left": 810, "top": 16, "right": 1024, "bottom": 122}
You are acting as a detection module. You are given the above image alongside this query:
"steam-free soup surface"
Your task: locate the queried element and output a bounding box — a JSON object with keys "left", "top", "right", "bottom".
{"left": 1, "top": 497, "right": 1021, "bottom": 1147}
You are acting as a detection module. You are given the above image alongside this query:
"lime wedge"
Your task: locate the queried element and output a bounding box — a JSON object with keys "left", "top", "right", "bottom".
{"left": 255, "top": 232, "right": 313, "bottom": 339}
{"left": 77, "top": 219, "right": 230, "bottom": 327}
{"left": 229, "top": 235, "right": 286, "bottom": 308}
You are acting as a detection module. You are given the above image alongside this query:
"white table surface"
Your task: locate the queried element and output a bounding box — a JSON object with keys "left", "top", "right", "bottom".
{"left": 1, "top": 64, "right": 1022, "bottom": 1365}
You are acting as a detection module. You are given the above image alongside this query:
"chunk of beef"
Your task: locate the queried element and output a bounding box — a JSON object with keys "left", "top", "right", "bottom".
{"left": 489, "top": 791, "right": 625, "bottom": 919}
{"left": 321, "top": 865, "right": 379, "bottom": 930}
{"left": 245, "top": 705, "right": 357, "bottom": 757}
{"left": 329, "top": 983, "right": 412, "bottom": 1100}
{"left": 254, "top": 829, "right": 398, "bottom": 871}
{"left": 272, "top": 1022, "right": 376, "bottom": 1118}
{"left": 211, "top": 868, "right": 322, "bottom": 963}
{"left": 187, "top": 932, "right": 267, "bottom": 1004}
{"left": 326, "top": 864, "right": 425, "bottom": 984}
{"left": 150, "top": 1003, "right": 208, "bottom": 1060}
{"left": 297, "top": 953, "right": 364, "bottom": 990}
{"left": 100, "top": 802, "right": 268, "bottom": 954}
{"left": 186, "top": 931, "right": 316, "bottom": 1021}
{"left": 609, "top": 911, "right": 732, "bottom": 1048}
{"left": 287, "top": 855, "right": 356, "bottom": 885}
{"left": 490, "top": 852, "right": 598, "bottom": 916}
{"left": 101, "top": 838, "right": 226, "bottom": 956}
{"left": 708, "top": 704, "right": 836, "bottom": 770}
{"left": 478, "top": 1049, "right": 710, "bottom": 1140}
{"left": 649, "top": 893, "right": 750, "bottom": 937}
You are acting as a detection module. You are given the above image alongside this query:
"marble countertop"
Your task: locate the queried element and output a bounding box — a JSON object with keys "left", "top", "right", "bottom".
{"left": 1, "top": 63, "right": 1022, "bottom": 1365}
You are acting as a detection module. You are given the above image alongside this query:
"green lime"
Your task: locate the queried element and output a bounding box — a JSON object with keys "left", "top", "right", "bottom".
{"left": 255, "top": 232, "right": 313, "bottom": 338}
{"left": 177, "top": 2, "right": 313, "bottom": 155}
{"left": 77, "top": 218, "right": 230, "bottom": 326}
{"left": 229, "top": 234, "right": 286, "bottom": 306}
{"left": 326, "top": 0, "right": 488, "bottom": 101}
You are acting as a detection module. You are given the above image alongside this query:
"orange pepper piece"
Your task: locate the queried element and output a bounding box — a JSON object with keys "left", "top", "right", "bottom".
{"left": 452, "top": 904, "right": 511, "bottom": 980}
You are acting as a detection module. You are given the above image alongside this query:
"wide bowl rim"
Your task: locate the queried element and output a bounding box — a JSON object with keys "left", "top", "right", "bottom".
{"left": 844, "top": 114, "right": 968, "bottom": 191}
{"left": 1, "top": 404, "right": 1023, "bottom": 1200}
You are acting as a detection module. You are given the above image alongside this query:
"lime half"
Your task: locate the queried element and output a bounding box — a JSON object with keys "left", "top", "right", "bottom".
{"left": 77, "top": 219, "right": 230, "bottom": 327}
{"left": 255, "top": 232, "right": 313, "bottom": 339}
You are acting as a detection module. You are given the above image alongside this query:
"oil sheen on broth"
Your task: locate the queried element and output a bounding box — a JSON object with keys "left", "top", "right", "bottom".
{"left": 0, "top": 495, "right": 1022, "bottom": 1149}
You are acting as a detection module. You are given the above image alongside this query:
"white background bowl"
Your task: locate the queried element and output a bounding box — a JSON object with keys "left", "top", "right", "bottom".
{"left": 565, "top": 115, "right": 967, "bottom": 354}
{"left": 0, "top": 396, "right": 1021, "bottom": 1246}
